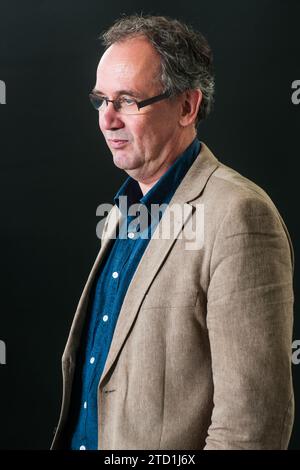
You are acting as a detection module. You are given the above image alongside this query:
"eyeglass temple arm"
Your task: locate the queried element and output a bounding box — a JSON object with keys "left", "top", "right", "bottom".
{"left": 137, "top": 90, "right": 171, "bottom": 110}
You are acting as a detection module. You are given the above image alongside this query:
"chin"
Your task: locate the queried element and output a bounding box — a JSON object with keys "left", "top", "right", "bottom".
{"left": 112, "top": 150, "right": 143, "bottom": 174}
{"left": 112, "top": 151, "right": 132, "bottom": 170}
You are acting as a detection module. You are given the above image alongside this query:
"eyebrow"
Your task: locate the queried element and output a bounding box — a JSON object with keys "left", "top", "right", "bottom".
{"left": 91, "top": 88, "right": 144, "bottom": 99}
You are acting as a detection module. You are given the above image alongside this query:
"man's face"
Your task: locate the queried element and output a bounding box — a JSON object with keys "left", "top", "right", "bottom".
{"left": 95, "top": 37, "right": 182, "bottom": 183}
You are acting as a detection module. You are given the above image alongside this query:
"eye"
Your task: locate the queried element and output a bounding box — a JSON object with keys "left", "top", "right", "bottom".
{"left": 122, "top": 97, "right": 136, "bottom": 106}
{"left": 89, "top": 94, "right": 105, "bottom": 110}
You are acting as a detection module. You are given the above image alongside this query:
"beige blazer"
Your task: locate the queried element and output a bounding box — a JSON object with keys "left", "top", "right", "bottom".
{"left": 51, "top": 142, "right": 294, "bottom": 450}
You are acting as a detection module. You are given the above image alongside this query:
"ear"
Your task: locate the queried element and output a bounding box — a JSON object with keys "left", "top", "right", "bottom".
{"left": 179, "top": 89, "right": 202, "bottom": 127}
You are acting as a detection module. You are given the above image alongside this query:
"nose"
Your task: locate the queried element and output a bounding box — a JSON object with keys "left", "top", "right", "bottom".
{"left": 99, "top": 101, "right": 125, "bottom": 131}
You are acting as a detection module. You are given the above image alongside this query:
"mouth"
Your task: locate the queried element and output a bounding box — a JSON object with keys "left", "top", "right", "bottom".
{"left": 107, "top": 139, "right": 129, "bottom": 149}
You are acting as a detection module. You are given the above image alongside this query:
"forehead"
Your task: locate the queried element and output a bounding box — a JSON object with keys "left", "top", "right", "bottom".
{"left": 95, "top": 37, "right": 161, "bottom": 96}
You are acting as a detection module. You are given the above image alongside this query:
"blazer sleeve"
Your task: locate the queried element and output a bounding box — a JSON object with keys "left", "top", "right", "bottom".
{"left": 204, "top": 195, "right": 294, "bottom": 449}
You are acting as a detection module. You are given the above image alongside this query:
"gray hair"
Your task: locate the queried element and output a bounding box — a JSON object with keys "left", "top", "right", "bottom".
{"left": 100, "top": 14, "right": 215, "bottom": 125}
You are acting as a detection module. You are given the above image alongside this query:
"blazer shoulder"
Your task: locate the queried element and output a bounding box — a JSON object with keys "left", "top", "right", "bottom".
{"left": 207, "top": 161, "right": 278, "bottom": 213}
{"left": 204, "top": 162, "right": 294, "bottom": 269}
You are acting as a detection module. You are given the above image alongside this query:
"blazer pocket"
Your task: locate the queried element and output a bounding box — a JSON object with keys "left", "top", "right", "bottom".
{"left": 141, "top": 289, "right": 198, "bottom": 309}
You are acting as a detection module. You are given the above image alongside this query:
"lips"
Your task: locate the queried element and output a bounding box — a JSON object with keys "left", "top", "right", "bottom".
{"left": 108, "top": 139, "right": 128, "bottom": 149}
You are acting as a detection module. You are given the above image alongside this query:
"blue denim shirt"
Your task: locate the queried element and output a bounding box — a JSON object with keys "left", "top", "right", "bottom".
{"left": 65, "top": 137, "right": 201, "bottom": 450}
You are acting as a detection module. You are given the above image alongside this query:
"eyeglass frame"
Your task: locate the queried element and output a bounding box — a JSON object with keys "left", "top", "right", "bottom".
{"left": 89, "top": 89, "right": 172, "bottom": 114}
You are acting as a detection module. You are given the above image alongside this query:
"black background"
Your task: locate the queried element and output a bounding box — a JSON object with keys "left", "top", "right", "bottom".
{"left": 0, "top": 0, "right": 299, "bottom": 449}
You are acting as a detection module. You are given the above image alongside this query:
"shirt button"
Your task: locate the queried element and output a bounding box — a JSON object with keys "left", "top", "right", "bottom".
{"left": 103, "top": 315, "right": 108, "bottom": 322}
{"left": 79, "top": 445, "right": 86, "bottom": 450}
{"left": 83, "top": 401, "right": 87, "bottom": 409}
{"left": 90, "top": 357, "right": 95, "bottom": 364}
{"left": 128, "top": 232, "right": 135, "bottom": 239}
{"left": 112, "top": 271, "right": 119, "bottom": 278}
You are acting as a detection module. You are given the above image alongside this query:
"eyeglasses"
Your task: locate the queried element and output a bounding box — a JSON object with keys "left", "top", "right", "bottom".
{"left": 89, "top": 90, "right": 171, "bottom": 115}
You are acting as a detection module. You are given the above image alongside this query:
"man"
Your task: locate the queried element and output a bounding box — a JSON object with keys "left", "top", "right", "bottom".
{"left": 51, "top": 14, "right": 294, "bottom": 450}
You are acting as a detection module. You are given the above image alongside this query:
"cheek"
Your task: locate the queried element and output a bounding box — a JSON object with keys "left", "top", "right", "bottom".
{"left": 138, "top": 113, "right": 163, "bottom": 137}
{"left": 127, "top": 118, "right": 148, "bottom": 145}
